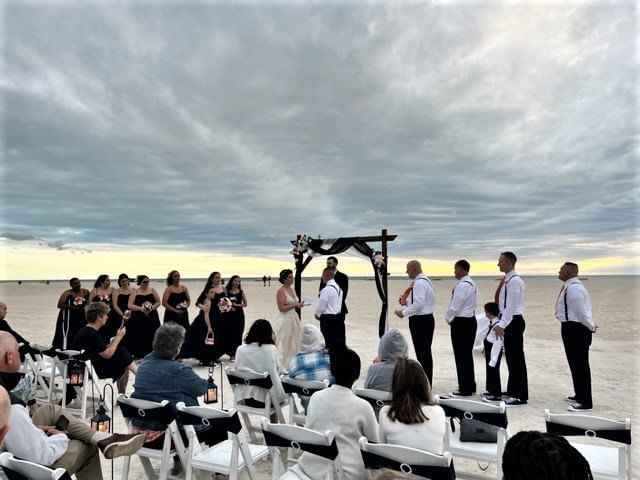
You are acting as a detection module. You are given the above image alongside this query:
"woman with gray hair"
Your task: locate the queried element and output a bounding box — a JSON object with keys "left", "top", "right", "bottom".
{"left": 73, "top": 302, "right": 137, "bottom": 393}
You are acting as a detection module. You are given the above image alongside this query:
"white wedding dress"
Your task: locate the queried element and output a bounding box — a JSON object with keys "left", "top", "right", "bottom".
{"left": 272, "top": 290, "right": 302, "bottom": 369}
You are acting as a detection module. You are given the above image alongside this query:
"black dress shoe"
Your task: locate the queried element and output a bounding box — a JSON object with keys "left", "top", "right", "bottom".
{"left": 450, "top": 390, "right": 473, "bottom": 397}
{"left": 564, "top": 395, "right": 577, "bottom": 402}
{"left": 505, "top": 397, "right": 527, "bottom": 406}
{"left": 482, "top": 395, "right": 502, "bottom": 402}
{"left": 568, "top": 403, "right": 593, "bottom": 412}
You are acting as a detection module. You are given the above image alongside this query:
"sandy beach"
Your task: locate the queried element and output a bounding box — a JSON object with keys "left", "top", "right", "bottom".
{"left": 1, "top": 275, "right": 637, "bottom": 478}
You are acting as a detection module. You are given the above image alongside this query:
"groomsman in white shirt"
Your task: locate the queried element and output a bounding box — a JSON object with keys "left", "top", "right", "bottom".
{"left": 315, "top": 268, "right": 344, "bottom": 349}
{"left": 492, "top": 251, "right": 528, "bottom": 406}
{"left": 394, "top": 260, "right": 436, "bottom": 385}
{"left": 445, "top": 259, "right": 478, "bottom": 396}
{"left": 556, "top": 262, "right": 596, "bottom": 411}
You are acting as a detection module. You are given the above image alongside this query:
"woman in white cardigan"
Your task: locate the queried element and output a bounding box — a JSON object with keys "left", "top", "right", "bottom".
{"left": 234, "top": 319, "right": 286, "bottom": 406}
{"left": 378, "top": 357, "right": 446, "bottom": 454}
{"left": 295, "top": 345, "right": 379, "bottom": 480}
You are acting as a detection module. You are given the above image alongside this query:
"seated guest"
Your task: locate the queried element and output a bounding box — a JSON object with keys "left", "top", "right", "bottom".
{"left": 295, "top": 344, "right": 379, "bottom": 480}
{"left": 0, "top": 301, "right": 31, "bottom": 358}
{"left": 502, "top": 431, "right": 593, "bottom": 480}
{"left": 364, "top": 328, "right": 408, "bottom": 391}
{"left": 0, "top": 332, "right": 144, "bottom": 480}
{"left": 132, "top": 323, "right": 225, "bottom": 450}
{"left": 378, "top": 357, "right": 446, "bottom": 454}
{"left": 73, "top": 302, "right": 137, "bottom": 393}
{"left": 288, "top": 324, "right": 332, "bottom": 382}
{"left": 234, "top": 319, "right": 286, "bottom": 407}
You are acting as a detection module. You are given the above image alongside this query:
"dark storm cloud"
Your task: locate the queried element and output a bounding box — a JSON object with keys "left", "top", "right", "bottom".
{"left": 1, "top": 1, "right": 637, "bottom": 264}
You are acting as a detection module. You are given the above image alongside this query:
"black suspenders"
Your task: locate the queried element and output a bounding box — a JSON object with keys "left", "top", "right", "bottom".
{"left": 503, "top": 275, "right": 519, "bottom": 309}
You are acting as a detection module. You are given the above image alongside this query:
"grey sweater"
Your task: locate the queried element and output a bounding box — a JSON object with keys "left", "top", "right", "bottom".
{"left": 364, "top": 329, "right": 409, "bottom": 391}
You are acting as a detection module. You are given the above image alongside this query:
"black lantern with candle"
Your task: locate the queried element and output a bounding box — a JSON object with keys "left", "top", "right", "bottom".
{"left": 67, "top": 359, "right": 85, "bottom": 386}
{"left": 91, "top": 400, "right": 111, "bottom": 432}
{"left": 204, "top": 367, "right": 218, "bottom": 404}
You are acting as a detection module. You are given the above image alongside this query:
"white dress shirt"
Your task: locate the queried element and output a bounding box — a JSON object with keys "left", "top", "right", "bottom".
{"left": 445, "top": 275, "right": 478, "bottom": 323}
{"left": 497, "top": 270, "right": 525, "bottom": 329}
{"left": 315, "top": 279, "right": 343, "bottom": 317}
{"left": 402, "top": 273, "right": 435, "bottom": 317}
{"left": 485, "top": 318, "right": 504, "bottom": 367}
{"left": 555, "top": 278, "right": 595, "bottom": 331}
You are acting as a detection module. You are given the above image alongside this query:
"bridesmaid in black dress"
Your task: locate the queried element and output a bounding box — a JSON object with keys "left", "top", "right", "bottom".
{"left": 125, "top": 275, "right": 161, "bottom": 359}
{"left": 225, "top": 275, "right": 247, "bottom": 359}
{"left": 52, "top": 278, "right": 90, "bottom": 349}
{"left": 161, "top": 270, "right": 191, "bottom": 330}
{"left": 111, "top": 273, "right": 135, "bottom": 331}
{"left": 88, "top": 274, "right": 119, "bottom": 341}
{"left": 185, "top": 285, "right": 218, "bottom": 365}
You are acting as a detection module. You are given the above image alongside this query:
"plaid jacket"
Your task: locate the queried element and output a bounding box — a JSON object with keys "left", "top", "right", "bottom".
{"left": 287, "top": 348, "right": 333, "bottom": 382}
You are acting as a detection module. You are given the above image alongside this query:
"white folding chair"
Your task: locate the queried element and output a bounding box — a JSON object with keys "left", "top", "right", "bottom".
{"left": 225, "top": 367, "right": 288, "bottom": 442}
{"left": 438, "top": 396, "right": 508, "bottom": 479}
{"left": 0, "top": 451, "right": 70, "bottom": 480}
{"left": 359, "top": 437, "right": 455, "bottom": 479}
{"left": 281, "top": 376, "right": 329, "bottom": 426}
{"left": 20, "top": 344, "right": 58, "bottom": 402}
{"left": 545, "top": 409, "right": 631, "bottom": 480}
{"left": 81, "top": 360, "right": 115, "bottom": 414}
{"left": 117, "top": 394, "right": 187, "bottom": 480}
{"left": 43, "top": 349, "right": 90, "bottom": 418}
{"left": 353, "top": 388, "right": 391, "bottom": 419}
{"left": 261, "top": 419, "right": 344, "bottom": 480}
{"left": 176, "top": 402, "right": 269, "bottom": 480}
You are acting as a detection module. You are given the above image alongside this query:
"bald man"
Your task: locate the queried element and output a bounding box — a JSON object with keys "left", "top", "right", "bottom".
{"left": 0, "top": 332, "right": 144, "bottom": 479}
{"left": 0, "top": 302, "right": 29, "bottom": 359}
{"left": 556, "top": 262, "right": 596, "bottom": 411}
{"left": 394, "top": 260, "right": 436, "bottom": 384}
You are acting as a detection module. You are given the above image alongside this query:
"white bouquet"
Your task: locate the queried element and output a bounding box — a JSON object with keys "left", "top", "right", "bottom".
{"left": 142, "top": 301, "right": 153, "bottom": 312}
{"left": 218, "top": 297, "right": 233, "bottom": 313}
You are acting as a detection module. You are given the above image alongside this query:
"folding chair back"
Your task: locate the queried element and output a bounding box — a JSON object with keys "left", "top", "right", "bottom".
{"left": 0, "top": 452, "right": 70, "bottom": 480}
{"left": 117, "top": 394, "right": 183, "bottom": 480}
{"left": 545, "top": 409, "right": 631, "bottom": 480}
{"left": 261, "top": 419, "right": 343, "bottom": 479}
{"left": 353, "top": 388, "right": 391, "bottom": 419}
{"left": 48, "top": 349, "right": 89, "bottom": 418}
{"left": 438, "top": 397, "right": 508, "bottom": 479}
{"left": 281, "top": 376, "right": 329, "bottom": 425}
{"left": 359, "top": 437, "right": 455, "bottom": 480}
{"left": 226, "top": 367, "right": 287, "bottom": 441}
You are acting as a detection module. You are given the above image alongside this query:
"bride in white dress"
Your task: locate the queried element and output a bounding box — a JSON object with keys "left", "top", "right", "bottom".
{"left": 272, "top": 269, "right": 306, "bottom": 368}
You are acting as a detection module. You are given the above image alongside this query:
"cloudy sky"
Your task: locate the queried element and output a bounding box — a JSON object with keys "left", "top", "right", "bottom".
{"left": 1, "top": 1, "right": 638, "bottom": 279}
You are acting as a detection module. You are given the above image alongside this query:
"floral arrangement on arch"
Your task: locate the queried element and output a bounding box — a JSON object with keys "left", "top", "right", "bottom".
{"left": 290, "top": 235, "right": 310, "bottom": 256}
{"left": 372, "top": 251, "right": 385, "bottom": 269}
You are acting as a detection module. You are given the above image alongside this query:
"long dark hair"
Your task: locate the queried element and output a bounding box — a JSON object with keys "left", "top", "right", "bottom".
{"left": 226, "top": 275, "right": 242, "bottom": 293}
{"left": 117, "top": 273, "right": 130, "bottom": 287}
{"left": 136, "top": 275, "right": 149, "bottom": 286}
{"left": 94, "top": 274, "right": 109, "bottom": 289}
{"left": 166, "top": 270, "right": 179, "bottom": 286}
{"left": 244, "top": 319, "right": 275, "bottom": 346}
{"left": 387, "top": 357, "right": 435, "bottom": 424}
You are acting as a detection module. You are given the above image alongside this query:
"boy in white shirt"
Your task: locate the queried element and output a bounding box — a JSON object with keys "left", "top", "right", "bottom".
{"left": 482, "top": 302, "right": 504, "bottom": 402}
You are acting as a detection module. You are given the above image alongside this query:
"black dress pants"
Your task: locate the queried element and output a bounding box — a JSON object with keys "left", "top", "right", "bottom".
{"left": 409, "top": 314, "right": 435, "bottom": 385}
{"left": 450, "top": 316, "right": 477, "bottom": 394}
{"left": 320, "top": 314, "right": 345, "bottom": 350}
{"left": 484, "top": 337, "right": 502, "bottom": 396}
{"left": 561, "top": 321, "right": 593, "bottom": 407}
{"left": 504, "top": 315, "right": 528, "bottom": 401}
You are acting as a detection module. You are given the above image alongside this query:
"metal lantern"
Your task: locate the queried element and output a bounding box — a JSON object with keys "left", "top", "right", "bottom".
{"left": 204, "top": 368, "right": 218, "bottom": 404}
{"left": 67, "top": 360, "right": 85, "bottom": 386}
{"left": 205, "top": 331, "right": 215, "bottom": 346}
{"left": 91, "top": 401, "right": 111, "bottom": 432}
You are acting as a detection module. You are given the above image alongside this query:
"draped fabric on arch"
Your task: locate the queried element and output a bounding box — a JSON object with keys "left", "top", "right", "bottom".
{"left": 293, "top": 237, "right": 388, "bottom": 337}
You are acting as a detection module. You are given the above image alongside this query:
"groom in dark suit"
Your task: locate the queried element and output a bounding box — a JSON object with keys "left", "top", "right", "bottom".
{"left": 319, "top": 256, "right": 349, "bottom": 325}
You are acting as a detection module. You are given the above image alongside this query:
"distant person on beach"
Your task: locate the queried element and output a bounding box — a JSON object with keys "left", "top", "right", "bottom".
{"left": 88, "top": 274, "right": 120, "bottom": 342}
{"left": 502, "top": 431, "right": 593, "bottom": 480}
{"left": 481, "top": 302, "right": 504, "bottom": 402}
{"left": 394, "top": 260, "right": 436, "bottom": 385}
{"left": 73, "top": 302, "right": 137, "bottom": 393}
{"left": 267, "top": 275, "right": 271, "bottom": 286}
{"left": 273, "top": 269, "right": 306, "bottom": 366}
{"left": 445, "top": 259, "right": 478, "bottom": 397}
{"left": 319, "top": 256, "right": 349, "bottom": 325}
{"left": 556, "top": 262, "right": 596, "bottom": 412}
{"left": 364, "top": 328, "right": 408, "bottom": 392}
{"left": 316, "top": 268, "right": 345, "bottom": 350}
{"left": 162, "top": 270, "right": 191, "bottom": 331}
{"left": 125, "top": 275, "right": 161, "bottom": 359}
{"left": 262, "top": 275, "right": 267, "bottom": 286}
{"left": 52, "top": 277, "right": 90, "bottom": 350}
{"left": 225, "top": 275, "right": 247, "bottom": 358}
{"left": 493, "top": 251, "right": 528, "bottom": 406}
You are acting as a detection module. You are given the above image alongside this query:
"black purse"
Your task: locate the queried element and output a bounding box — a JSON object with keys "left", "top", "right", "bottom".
{"left": 459, "top": 417, "right": 499, "bottom": 443}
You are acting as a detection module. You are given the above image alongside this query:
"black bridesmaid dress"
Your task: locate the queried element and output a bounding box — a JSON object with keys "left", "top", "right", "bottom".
{"left": 52, "top": 292, "right": 88, "bottom": 349}
{"left": 93, "top": 293, "right": 120, "bottom": 342}
{"left": 163, "top": 290, "right": 190, "bottom": 330}
{"left": 123, "top": 293, "right": 160, "bottom": 359}
{"left": 185, "top": 302, "right": 219, "bottom": 365}
{"left": 225, "top": 290, "right": 245, "bottom": 358}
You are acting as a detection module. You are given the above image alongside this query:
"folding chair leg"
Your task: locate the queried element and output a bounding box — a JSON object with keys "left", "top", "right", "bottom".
{"left": 238, "top": 435, "right": 259, "bottom": 480}
{"left": 121, "top": 454, "right": 131, "bottom": 480}
{"left": 240, "top": 412, "right": 258, "bottom": 442}
{"left": 139, "top": 457, "right": 158, "bottom": 480}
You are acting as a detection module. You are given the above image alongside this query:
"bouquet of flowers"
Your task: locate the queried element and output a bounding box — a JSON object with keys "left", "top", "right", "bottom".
{"left": 98, "top": 294, "right": 109, "bottom": 302}
{"left": 291, "top": 235, "right": 310, "bottom": 256}
{"left": 372, "top": 251, "right": 385, "bottom": 269}
{"left": 73, "top": 296, "right": 85, "bottom": 306}
{"left": 218, "top": 297, "right": 233, "bottom": 313}
{"left": 176, "top": 301, "right": 188, "bottom": 310}
{"left": 142, "top": 301, "right": 153, "bottom": 313}
{"left": 123, "top": 310, "right": 131, "bottom": 320}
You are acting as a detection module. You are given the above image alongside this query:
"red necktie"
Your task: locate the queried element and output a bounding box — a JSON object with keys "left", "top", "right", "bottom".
{"left": 494, "top": 277, "right": 505, "bottom": 304}
{"left": 400, "top": 281, "right": 414, "bottom": 306}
